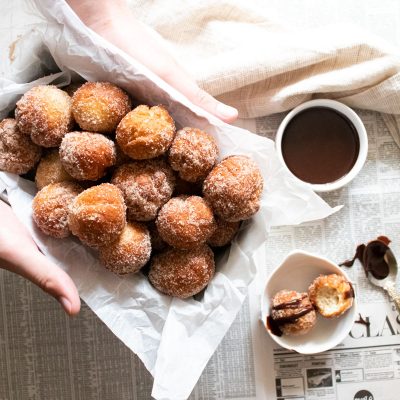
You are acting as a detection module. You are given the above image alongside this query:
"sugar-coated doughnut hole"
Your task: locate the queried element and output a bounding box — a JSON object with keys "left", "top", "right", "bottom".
{"left": 0, "top": 118, "right": 42, "bottom": 174}
{"left": 15, "top": 85, "right": 74, "bottom": 147}
{"left": 111, "top": 158, "right": 175, "bottom": 221}
{"left": 308, "top": 274, "right": 354, "bottom": 318}
{"left": 99, "top": 222, "right": 151, "bottom": 275}
{"left": 203, "top": 155, "right": 263, "bottom": 222}
{"left": 116, "top": 105, "right": 175, "bottom": 160}
{"left": 270, "top": 290, "right": 317, "bottom": 336}
{"left": 68, "top": 183, "right": 126, "bottom": 248}
{"left": 149, "top": 245, "right": 215, "bottom": 298}
{"left": 207, "top": 218, "right": 240, "bottom": 247}
{"left": 156, "top": 195, "right": 216, "bottom": 250}
{"left": 32, "top": 182, "right": 83, "bottom": 238}
{"left": 9, "top": 81, "right": 268, "bottom": 301}
{"left": 72, "top": 82, "right": 131, "bottom": 133}
{"left": 35, "top": 150, "right": 74, "bottom": 190}
{"left": 168, "top": 127, "right": 218, "bottom": 182}
{"left": 60, "top": 131, "right": 116, "bottom": 181}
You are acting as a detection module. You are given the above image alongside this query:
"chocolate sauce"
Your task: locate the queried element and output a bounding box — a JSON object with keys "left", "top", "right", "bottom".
{"left": 267, "top": 296, "right": 314, "bottom": 336}
{"left": 340, "top": 245, "right": 365, "bottom": 268}
{"left": 344, "top": 282, "right": 355, "bottom": 299}
{"left": 281, "top": 107, "right": 360, "bottom": 184}
{"left": 340, "top": 236, "right": 391, "bottom": 280}
{"left": 271, "top": 305, "right": 315, "bottom": 324}
{"left": 267, "top": 316, "right": 283, "bottom": 337}
{"left": 355, "top": 313, "right": 370, "bottom": 327}
{"left": 272, "top": 294, "right": 306, "bottom": 310}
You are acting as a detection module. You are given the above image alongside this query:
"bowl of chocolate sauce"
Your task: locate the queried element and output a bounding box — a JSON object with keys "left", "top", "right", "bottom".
{"left": 276, "top": 100, "right": 368, "bottom": 192}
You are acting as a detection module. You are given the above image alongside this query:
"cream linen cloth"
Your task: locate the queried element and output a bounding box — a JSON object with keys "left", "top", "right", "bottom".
{"left": 127, "top": 0, "right": 400, "bottom": 145}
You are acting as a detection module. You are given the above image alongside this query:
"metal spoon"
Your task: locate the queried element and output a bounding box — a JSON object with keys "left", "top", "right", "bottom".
{"left": 367, "top": 248, "right": 400, "bottom": 312}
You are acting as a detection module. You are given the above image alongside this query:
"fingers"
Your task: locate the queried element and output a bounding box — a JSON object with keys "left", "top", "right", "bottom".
{"left": 67, "top": 1, "right": 239, "bottom": 123}
{"left": 8, "top": 251, "right": 81, "bottom": 316}
{"left": 161, "top": 67, "right": 238, "bottom": 123}
{"left": 0, "top": 201, "right": 80, "bottom": 316}
{"left": 136, "top": 23, "right": 239, "bottom": 123}
{"left": 131, "top": 20, "right": 239, "bottom": 122}
{"left": 2, "top": 251, "right": 81, "bottom": 315}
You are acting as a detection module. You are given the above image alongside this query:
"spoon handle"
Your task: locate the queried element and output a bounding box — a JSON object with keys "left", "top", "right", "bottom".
{"left": 386, "top": 284, "right": 400, "bottom": 313}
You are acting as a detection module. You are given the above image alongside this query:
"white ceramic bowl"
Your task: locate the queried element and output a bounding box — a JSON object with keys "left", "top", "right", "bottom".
{"left": 275, "top": 99, "right": 368, "bottom": 192}
{"left": 261, "top": 250, "right": 357, "bottom": 354}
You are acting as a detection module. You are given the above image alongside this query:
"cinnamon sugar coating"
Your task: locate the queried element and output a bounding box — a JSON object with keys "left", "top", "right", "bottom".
{"left": 203, "top": 155, "right": 263, "bottom": 222}
{"left": 149, "top": 245, "right": 215, "bottom": 298}
{"left": 59, "top": 131, "right": 116, "bottom": 181}
{"left": 0, "top": 118, "right": 42, "bottom": 174}
{"left": 72, "top": 82, "right": 131, "bottom": 133}
{"left": 156, "top": 195, "right": 216, "bottom": 250}
{"left": 32, "top": 182, "right": 83, "bottom": 238}
{"left": 35, "top": 150, "right": 74, "bottom": 190}
{"left": 68, "top": 183, "right": 126, "bottom": 248}
{"left": 207, "top": 218, "right": 240, "bottom": 247}
{"left": 111, "top": 158, "right": 175, "bottom": 221}
{"left": 168, "top": 127, "right": 218, "bottom": 182}
{"left": 116, "top": 105, "right": 175, "bottom": 159}
{"left": 99, "top": 222, "right": 151, "bottom": 275}
{"left": 15, "top": 85, "right": 73, "bottom": 147}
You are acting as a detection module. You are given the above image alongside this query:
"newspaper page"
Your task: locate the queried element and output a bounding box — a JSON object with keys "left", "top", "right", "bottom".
{"left": 1, "top": 110, "right": 398, "bottom": 400}
{"left": 244, "top": 110, "right": 400, "bottom": 400}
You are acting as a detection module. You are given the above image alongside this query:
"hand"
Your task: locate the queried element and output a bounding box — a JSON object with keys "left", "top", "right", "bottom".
{"left": 0, "top": 201, "right": 80, "bottom": 315}
{"left": 66, "top": 0, "right": 238, "bottom": 123}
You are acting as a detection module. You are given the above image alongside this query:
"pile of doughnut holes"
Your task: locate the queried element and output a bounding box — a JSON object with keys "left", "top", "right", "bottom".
{"left": 0, "top": 81, "right": 264, "bottom": 299}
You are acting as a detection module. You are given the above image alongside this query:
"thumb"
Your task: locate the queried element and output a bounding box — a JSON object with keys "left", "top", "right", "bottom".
{"left": 161, "top": 66, "right": 238, "bottom": 123}
{"left": 190, "top": 85, "right": 239, "bottom": 124}
{"left": 4, "top": 250, "right": 81, "bottom": 316}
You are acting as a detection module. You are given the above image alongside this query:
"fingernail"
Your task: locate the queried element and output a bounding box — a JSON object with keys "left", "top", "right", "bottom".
{"left": 216, "top": 103, "right": 238, "bottom": 120}
{"left": 58, "top": 296, "right": 71, "bottom": 314}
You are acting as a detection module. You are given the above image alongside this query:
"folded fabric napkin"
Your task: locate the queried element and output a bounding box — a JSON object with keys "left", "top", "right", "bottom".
{"left": 128, "top": 0, "right": 400, "bottom": 145}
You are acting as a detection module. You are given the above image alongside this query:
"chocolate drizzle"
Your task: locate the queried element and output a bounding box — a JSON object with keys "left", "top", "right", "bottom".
{"left": 340, "top": 244, "right": 365, "bottom": 268}
{"left": 344, "top": 282, "right": 355, "bottom": 299}
{"left": 271, "top": 305, "right": 314, "bottom": 324}
{"left": 340, "top": 236, "right": 391, "bottom": 280}
{"left": 267, "top": 295, "right": 314, "bottom": 337}
{"left": 272, "top": 294, "right": 307, "bottom": 310}
{"left": 267, "top": 316, "right": 283, "bottom": 337}
{"left": 355, "top": 313, "right": 370, "bottom": 327}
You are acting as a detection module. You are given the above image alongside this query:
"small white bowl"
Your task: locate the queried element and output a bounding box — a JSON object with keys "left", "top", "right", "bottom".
{"left": 275, "top": 99, "right": 368, "bottom": 192}
{"left": 261, "top": 250, "right": 357, "bottom": 354}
